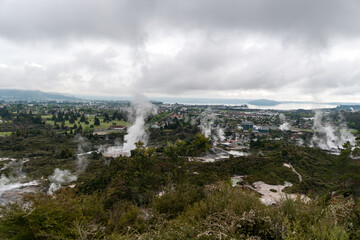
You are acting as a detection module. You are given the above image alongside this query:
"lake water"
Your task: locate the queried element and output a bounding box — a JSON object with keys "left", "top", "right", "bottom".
{"left": 247, "top": 103, "right": 336, "bottom": 110}
{"left": 161, "top": 99, "right": 337, "bottom": 110}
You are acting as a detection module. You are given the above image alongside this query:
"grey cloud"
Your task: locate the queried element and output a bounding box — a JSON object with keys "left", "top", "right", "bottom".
{"left": 0, "top": 0, "right": 360, "bottom": 45}
{"left": 155, "top": 0, "right": 360, "bottom": 46}
{"left": 73, "top": 48, "right": 119, "bottom": 72}
{"left": 136, "top": 37, "right": 314, "bottom": 93}
{"left": 0, "top": 0, "right": 155, "bottom": 44}
{"left": 0, "top": 47, "right": 129, "bottom": 94}
{"left": 1, "top": 0, "right": 360, "bottom": 102}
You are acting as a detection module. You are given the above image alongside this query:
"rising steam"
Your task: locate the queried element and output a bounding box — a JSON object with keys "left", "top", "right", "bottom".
{"left": 279, "top": 113, "right": 291, "bottom": 131}
{"left": 47, "top": 136, "right": 91, "bottom": 194}
{"left": 200, "top": 108, "right": 225, "bottom": 143}
{"left": 47, "top": 169, "right": 77, "bottom": 194}
{"left": 216, "top": 127, "right": 226, "bottom": 142}
{"left": 0, "top": 158, "right": 38, "bottom": 203}
{"left": 74, "top": 135, "right": 91, "bottom": 174}
{"left": 103, "top": 94, "right": 157, "bottom": 157}
{"left": 311, "top": 111, "right": 355, "bottom": 151}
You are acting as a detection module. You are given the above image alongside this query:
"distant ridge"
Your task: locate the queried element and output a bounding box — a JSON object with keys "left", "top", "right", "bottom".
{"left": 0, "top": 89, "right": 79, "bottom": 101}
{"left": 248, "top": 99, "right": 281, "bottom": 106}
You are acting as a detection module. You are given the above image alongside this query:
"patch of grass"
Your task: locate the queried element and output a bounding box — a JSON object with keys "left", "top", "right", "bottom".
{"left": 41, "top": 115, "right": 53, "bottom": 119}
{"left": 95, "top": 118, "right": 129, "bottom": 129}
{"left": 0, "top": 132, "right": 12, "bottom": 137}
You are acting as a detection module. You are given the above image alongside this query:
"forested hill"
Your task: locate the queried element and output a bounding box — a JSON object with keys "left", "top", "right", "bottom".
{"left": 0, "top": 89, "right": 79, "bottom": 101}
{"left": 248, "top": 99, "right": 281, "bottom": 106}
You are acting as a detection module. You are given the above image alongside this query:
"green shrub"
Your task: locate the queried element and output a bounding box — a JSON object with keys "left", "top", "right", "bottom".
{"left": 152, "top": 184, "right": 205, "bottom": 219}
{"left": 0, "top": 191, "right": 105, "bottom": 240}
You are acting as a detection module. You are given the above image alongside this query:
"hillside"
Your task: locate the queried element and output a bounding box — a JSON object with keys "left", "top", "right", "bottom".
{"left": 0, "top": 89, "right": 79, "bottom": 101}
{"left": 248, "top": 99, "right": 281, "bottom": 106}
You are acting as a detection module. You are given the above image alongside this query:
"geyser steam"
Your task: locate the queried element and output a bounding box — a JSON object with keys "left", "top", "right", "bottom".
{"left": 123, "top": 94, "right": 158, "bottom": 152}
{"left": 74, "top": 135, "right": 91, "bottom": 174}
{"left": 200, "top": 108, "right": 225, "bottom": 143}
{"left": 0, "top": 158, "right": 38, "bottom": 203}
{"left": 311, "top": 111, "right": 355, "bottom": 151}
{"left": 47, "top": 169, "right": 77, "bottom": 194}
{"left": 47, "top": 136, "right": 91, "bottom": 194}
{"left": 103, "top": 94, "right": 157, "bottom": 157}
{"left": 279, "top": 113, "right": 290, "bottom": 131}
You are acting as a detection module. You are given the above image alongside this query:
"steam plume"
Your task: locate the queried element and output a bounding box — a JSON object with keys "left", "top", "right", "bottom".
{"left": 0, "top": 158, "right": 38, "bottom": 203}
{"left": 48, "top": 136, "right": 91, "bottom": 194}
{"left": 47, "top": 169, "right": 77, "bottom": 194}
{"left": 103, "top": 94, "right": 157, "bottom": 157}
{"left": 74, "top": 135, "right": 91, "bottom": 174}
{"left": 311, "top": 111, "right": 355, "bottom": 151}
{"left": 217, "top": 127, "right": 226, "bottom": 141}
{"left": 200, "top": 108, "right": 225, "bottom": 143}
{"left": 123, "top": 94, "right": 157, "bottom": 152}
{"left": 279, "top": 113, "right": 290, "bottom": 131}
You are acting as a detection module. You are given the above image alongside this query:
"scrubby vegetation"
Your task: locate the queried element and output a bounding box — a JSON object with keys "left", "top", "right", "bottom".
{"left": 1, "top": 182, "right": 359, "bottom": 239}
{"left": 0, "top": 102, "right": 360, "bottom": 239}
{"left": 0, "top": 137, "right": 360, "bottom": 239}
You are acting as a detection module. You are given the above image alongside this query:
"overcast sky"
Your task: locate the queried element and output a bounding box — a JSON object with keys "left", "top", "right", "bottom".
{"left": 0, "top": 0, "right": 360, "bottom": 102}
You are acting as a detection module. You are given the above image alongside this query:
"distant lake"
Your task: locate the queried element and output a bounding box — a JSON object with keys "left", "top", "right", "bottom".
{"left": 161, "top": 99, "right": 337, "bottom": 110}
{"left": 247, "top": 103, "right": 337, "bottom": 110}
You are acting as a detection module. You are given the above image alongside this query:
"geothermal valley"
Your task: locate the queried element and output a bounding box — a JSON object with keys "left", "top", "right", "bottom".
{"left": 0, "top": 97, "right": 359, "bottom": 238}
{"left": 0, "top": 98, "right": 358, "bottom": 202}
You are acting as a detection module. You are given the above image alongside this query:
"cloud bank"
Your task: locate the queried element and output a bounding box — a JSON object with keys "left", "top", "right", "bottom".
{"left": 1, "top": 0, "right": 360, "bottom": 102}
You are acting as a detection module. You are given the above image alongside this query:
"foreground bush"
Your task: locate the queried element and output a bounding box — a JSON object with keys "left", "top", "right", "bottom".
{"left": 0, "top": 190, "right": 105, "bottom": 240}
{"left": 124, "top": 184, "right": 356, "bottom": 240}
{"left": 0, "top": 183, "right": 358, "bottom": 239}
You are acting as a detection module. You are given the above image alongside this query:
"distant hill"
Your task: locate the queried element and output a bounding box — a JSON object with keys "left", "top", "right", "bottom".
{"left": 0, "top": 89, "right": 79, "bottom": 101}
{"left": 248, "top": 99, "right": 281, "bottom": 106}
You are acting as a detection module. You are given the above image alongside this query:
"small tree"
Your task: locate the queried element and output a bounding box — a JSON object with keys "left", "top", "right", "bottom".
{"left": 104, "top": 113, "right": 110, "bottom": 122}
{"left": 94, "top": 117, "right": 100, "bottom": 126}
